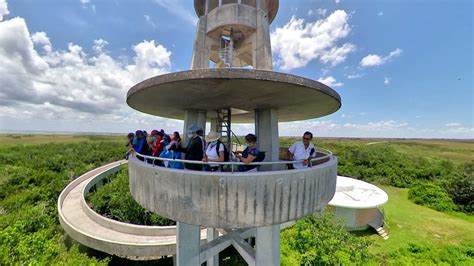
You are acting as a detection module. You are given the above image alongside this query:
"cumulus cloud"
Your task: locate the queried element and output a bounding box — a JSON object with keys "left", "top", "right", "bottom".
{"left": 317, "top": 76, "right": 343, "bottom": 87}
{"left": 0, "top": 14, "right": 172, "bottom": 130}
{"left": 384, "top": 77, "right": 390, "bottom": 85}
{"left": 360, "top": 48, "right": 403, "bottom": 67}
{"left": 271, "top": 10, "right": 355, "bottom": 70}
{"left": 0, "top": 0, "right": 9, "bottom": 21}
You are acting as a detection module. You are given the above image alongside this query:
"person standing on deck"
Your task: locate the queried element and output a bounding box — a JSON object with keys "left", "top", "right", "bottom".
{"left": 287, "top": 131, "right": 316, "bottom": 169}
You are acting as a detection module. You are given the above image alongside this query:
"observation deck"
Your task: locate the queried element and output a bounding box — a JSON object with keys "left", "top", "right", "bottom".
{"left": 128, "top": 150, "right": 337, "bottom": 228}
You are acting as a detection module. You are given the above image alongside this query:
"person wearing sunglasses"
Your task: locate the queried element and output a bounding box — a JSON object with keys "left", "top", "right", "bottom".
{"left": 287, "top": 131, "right": 316, "bottom": 169}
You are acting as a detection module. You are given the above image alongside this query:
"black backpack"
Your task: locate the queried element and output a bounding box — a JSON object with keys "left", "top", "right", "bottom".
{"left": 215, "top": 140, "right": 230, "bottom": 162}
{"left": 255, "top": 151, "right": 265, "bottom": 162}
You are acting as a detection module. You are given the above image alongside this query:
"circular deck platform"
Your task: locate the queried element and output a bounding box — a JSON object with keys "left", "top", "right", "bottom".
{"left": 127, "top": 69, "right": 341, "bottom": 123}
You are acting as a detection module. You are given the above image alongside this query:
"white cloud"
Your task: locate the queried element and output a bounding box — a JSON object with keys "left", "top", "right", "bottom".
{"left": 360, "top": 48, "right": 403, "bottom": 67}
{"left": 92, "top": 38, "right": 108, "bottom": 53}
{"left": 154, "top": 0, "right": 197, "bottom": 26}
{"left": 384, "top": 77, "right": 390, "bottom": 85}
{"left": 317, "top": 76, "right": 343, "bottom": 87}
{"left": 144, "top": 15, "right": 156, "bottom": 29}
{"left": 335, "top": 0, "right": 341, "bottom": 4}
{"left": 378, "top": 11, "right": 384, "bottom": 16}
{"left": 0, "top": 14, "right": 172, "bottom": 129}
{"left": 343, "top": 120, "right": 408, "bottom": 131}
{"left": 308, "top": 8, "right": 327, "bottom": 17}
{"left": 446, "top": 123, "right": 462, "bottom": 127}
{"left": 271, "top": 10, "right": 355, "bottom": 70}
{"left": 346, "top": 73, "right": 363, "bottom": 79}
{"left": 0, "top": 0, "right": 9, "bottom": 21}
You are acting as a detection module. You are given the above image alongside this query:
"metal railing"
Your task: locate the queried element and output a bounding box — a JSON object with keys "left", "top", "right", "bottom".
{"left": 132, "top": 148, "right": 333, "bottom": 173}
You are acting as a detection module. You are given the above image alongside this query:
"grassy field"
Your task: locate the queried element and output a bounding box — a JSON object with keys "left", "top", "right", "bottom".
{"left": 0, "top": 134, "right": 124, "bottom": 145}
{"left": 362, "top": 186, "right": 473, "bottom": 254}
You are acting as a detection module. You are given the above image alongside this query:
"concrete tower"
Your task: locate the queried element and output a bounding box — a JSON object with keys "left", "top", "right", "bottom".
{"left": 127, "top": 1, "right": 341, "bottom": 265}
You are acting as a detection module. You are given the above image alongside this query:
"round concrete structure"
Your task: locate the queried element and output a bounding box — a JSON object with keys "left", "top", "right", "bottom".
{"left": 194, "top": 0, "right": 279, "bottom": 24}
{"left": 328, "top": 176, "right": 388, "bottom": 230}
{"left": 127, "top": 69, "right": 341, "bottom": 123}
{"left": 128, "top": 155, "right": 338, "bottom": 228}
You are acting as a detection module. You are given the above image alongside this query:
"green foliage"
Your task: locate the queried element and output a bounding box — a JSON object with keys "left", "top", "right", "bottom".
{"left": 0, "top": 141, "right": 124, "bottom": 264}
{"left": 281, "top": 212, "right": 373, "bottom": 265}
{"left": 408, "top": 183, "right": 458, "bottom": 212}
{"left": 384, "top": 242, "right": 474, "bottom": 265}
{"left": 443, "top": 162, "right": 474, "bottom": 213}
{"left": 87, "top": 168, "right": 175, "bottom": 226}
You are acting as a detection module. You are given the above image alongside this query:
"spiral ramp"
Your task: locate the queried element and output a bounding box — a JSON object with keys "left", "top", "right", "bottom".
{"left": 57, "top": 160, "right": 207, "bottom": 260}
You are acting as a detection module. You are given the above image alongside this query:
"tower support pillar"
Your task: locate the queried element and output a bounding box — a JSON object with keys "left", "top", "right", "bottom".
{"left": 255, "top": 108, "right": 280, "bottom": 170}
{"left": 184, "top": 110, "right": 207, "bottom": 143}
{"left": 256, "top": 224, "right": 280, "bottom": 265}
{"left": 176, "top": 222, "right": 201, "bottom": 266}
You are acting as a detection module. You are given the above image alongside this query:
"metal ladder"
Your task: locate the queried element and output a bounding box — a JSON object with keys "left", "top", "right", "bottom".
{"left": 216, "top": 108, "right": 242, "bottom": 153}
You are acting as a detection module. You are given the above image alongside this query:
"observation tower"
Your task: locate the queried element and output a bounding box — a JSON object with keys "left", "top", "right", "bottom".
{"left": 126, "top": 0, "right": 342, "bottom": 265}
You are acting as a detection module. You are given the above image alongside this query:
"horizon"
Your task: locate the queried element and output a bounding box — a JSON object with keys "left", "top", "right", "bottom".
{"left": 0, "top": 0, "right": 472, "bottom": 139}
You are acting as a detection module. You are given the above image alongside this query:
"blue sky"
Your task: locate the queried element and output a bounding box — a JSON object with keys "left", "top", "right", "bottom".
{"left": 0, "top": 0, "right": 472, "bottom": 138}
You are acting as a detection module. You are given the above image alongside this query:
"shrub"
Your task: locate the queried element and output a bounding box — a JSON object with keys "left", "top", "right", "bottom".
{"left": 86, "top": 168, "right": 175, "bottom": 226}
{"left": 281, "top": 212, "right": 373, "bottom": 265}
{"left": 408, "top": 183, "right": 457, "bottom": 212}
{"left": 444, "top": 163, "right": 474, "bottom": 213}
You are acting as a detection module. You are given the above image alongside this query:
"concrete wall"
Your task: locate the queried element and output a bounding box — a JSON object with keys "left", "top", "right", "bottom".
{"left": 129, "top": 156, "right": 337, "bottom": 228}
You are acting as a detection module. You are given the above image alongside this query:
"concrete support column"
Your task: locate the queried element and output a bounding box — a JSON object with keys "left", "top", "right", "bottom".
{"left": 191, "top": 16, "right": 210, "bottom": 69}
{"left": 256, "top": 224, "right": 280, "bottom": 266}
{"left": 255, "top": 108, "right": 279, "bottom": 170}
{"left": 176, "top": 222, "right": 201, "bottom": 266}
{"left": 210, "top": 118, "right": 219, "bottom": 133}
{"left": 207, "top": 228, "right": 219, "bottom": 266}
{"left": 253, "top": 8, "right": 273, "bottom": 70}
{"left": 183, "top": 110, "right": 207, "bottom": 143}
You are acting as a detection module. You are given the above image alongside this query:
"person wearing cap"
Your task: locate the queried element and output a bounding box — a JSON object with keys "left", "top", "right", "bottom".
{"left": 203, "top": 131, "right": 225, "bottom": 172}
{"left": 179, "top": 125, "right": 205, "bottom": 171}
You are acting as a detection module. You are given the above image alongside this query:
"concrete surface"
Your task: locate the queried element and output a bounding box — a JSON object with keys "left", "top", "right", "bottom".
{"left": 127, "top": 69, "right": 342, "bottom": 123}
{"left": 194, "top": 0, "right": 279, "bottom": 24}
{"left": 128, "top": 155, "right": 338, "bottom": 228}
{"left": 57, "top": 160, "right": 207, "bottom": 259}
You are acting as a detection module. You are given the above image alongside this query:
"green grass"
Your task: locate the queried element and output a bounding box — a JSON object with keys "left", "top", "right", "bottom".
{"left": 360, "top": 185, "right": 474, "bottom": 255}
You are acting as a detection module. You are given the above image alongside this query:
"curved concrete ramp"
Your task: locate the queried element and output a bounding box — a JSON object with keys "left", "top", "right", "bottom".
{"left": 58, "top": 160, "right": 206, "bottom": 260}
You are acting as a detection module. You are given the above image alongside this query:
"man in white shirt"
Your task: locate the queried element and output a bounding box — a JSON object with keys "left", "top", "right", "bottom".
{"left": 287, "top": 131, "right": 316, "bottom": 169}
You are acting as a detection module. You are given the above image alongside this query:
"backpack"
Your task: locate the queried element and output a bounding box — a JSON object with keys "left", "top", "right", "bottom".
{"left": 255, "top": 151, "right": 265, "bottom": 162}
{"left": 216, "top": 140, "right": 230, "bottom": 162}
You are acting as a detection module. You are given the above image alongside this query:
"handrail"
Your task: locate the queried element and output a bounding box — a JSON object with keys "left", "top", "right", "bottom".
{"left": 133, "top": 148, "right": 333, "bottom": 168}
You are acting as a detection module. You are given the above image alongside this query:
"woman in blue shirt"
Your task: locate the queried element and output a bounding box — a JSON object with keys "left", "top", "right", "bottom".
{"left": 235, "top": 134, "right": 260, "bottom": 172}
